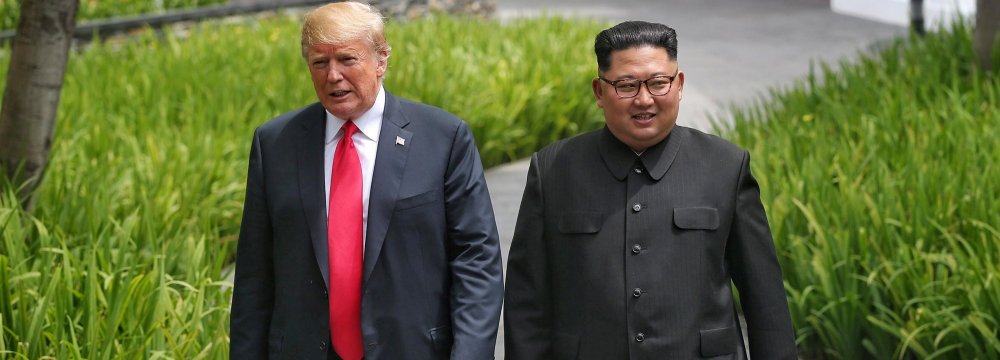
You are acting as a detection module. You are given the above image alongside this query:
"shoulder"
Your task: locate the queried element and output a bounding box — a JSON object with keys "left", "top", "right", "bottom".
{"left": 537, "top": 128, "right": 602, "bottom": 158}
{"left": 533, "top": 128, "right": 603, "bottom": 169}
{"left": 393, "top": 95, "right": 465, "bottom": 131}
{"left": 255, "top": 102, "right": 325, "bottom": 138}
{"left": 675, "top": 126, "right": 748, "bottom": 163}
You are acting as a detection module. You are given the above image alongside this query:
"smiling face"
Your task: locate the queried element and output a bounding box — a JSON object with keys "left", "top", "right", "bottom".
{"left": 592, "top": 45, "right": 684, "bottom": 152}
{"left": 307, "top": 38, "right": 388, "bottom": 120}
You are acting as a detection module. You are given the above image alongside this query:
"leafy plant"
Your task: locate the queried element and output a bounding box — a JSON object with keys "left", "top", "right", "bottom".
{"left": 723, "top": 20, "right": 1000, "bottom": 359}
{"left": 0, "top": 14, "right": 605, "bottom": 358}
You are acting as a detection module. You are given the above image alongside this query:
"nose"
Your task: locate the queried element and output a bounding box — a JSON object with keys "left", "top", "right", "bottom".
{"left": 633, "top": 83, "right": 655, "bottom": 106}
{"left": 326, "top": 66, "right": 344, "bottom": 83}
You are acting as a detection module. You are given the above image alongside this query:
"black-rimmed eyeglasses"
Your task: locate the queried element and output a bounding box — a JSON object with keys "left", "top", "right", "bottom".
{"left": 598, "top": 70, "right": 679, "bottom": 98}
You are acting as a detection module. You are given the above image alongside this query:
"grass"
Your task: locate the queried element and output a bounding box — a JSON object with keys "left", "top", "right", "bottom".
{"left": 10, "top": 7, "right": 995, "bottom": 359}
{"left": 0, "top": 13, "right": 606, "bottom": 358}
{"left": 723, "top": 21, "right": 1000, "bottom": 359}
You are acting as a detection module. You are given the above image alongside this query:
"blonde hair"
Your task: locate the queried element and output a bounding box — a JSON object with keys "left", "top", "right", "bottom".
{"left": 300, "top": 1, "right": 392, "bottom": 60}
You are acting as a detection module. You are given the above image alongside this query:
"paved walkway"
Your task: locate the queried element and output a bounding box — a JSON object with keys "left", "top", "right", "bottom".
{"left": 487, "top": 0, "right": 903, "bottom": 357}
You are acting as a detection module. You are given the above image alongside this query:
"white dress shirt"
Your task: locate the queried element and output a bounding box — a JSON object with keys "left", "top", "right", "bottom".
{"left": 324, "top": 86, "right": 385, "bottom": 249}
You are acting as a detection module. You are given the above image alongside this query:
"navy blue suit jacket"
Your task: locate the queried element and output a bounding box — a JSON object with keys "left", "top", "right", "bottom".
{"left": 231, "top": 93, "right": 504, "bottom": 359}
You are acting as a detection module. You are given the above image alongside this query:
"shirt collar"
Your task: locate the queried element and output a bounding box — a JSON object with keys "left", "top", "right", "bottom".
{"left": 325, "top": 85, "right": 386, "bottom": 144}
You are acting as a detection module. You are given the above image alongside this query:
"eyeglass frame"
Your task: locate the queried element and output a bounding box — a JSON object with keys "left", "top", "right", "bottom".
{"left": 597, "top": 69, "right": 680, "bottom": 99}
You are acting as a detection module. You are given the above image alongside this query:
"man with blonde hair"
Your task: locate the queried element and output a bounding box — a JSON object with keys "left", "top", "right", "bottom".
{"left": 231, "top": 2, "right": 504, "bottom": 359}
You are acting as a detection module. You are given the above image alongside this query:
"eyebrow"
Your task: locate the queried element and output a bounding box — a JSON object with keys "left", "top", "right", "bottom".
{"left": 611, "top": 71, "right": 674, "bottom": 81}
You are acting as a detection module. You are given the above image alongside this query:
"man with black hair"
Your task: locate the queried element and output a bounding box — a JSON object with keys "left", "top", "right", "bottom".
{"left": 504, "top": 21, "right": 797, "bottom": 359}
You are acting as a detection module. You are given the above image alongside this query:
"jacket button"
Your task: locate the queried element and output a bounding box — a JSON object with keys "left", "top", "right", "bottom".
{"left": 632, "top": 203, "right": 642, "bottom": 212}
{"left": 634, "top": 167, "right": 643, "bottom": 174}
{"left": 631, "top": 244, "right": 642, "bottom": 254}
{"left": 633, "top": 288, "right": 642, "bottom": 298}
{"left": 319, "top": 341, "right": 327, "bottom": 351}
{"left": 635, "top": 332, "right": 645, "bottom": 342}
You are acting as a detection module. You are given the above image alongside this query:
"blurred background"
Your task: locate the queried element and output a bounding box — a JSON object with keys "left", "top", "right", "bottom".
{"left": 1, "top": 0, "right": 997, "bottom": 358}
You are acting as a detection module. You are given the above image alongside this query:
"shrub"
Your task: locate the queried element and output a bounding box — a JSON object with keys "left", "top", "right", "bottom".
{"left": 723, "top": 21, "right": 1000, "bottom": 359}
{"left": 0, "top": 14, "right": 605, "bottom": 357}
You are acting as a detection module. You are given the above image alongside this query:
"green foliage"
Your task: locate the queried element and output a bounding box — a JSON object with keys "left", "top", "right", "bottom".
{"left": 0, "top": 14, "right": 604, "bottom": 357}
{"left": 388, "top": 15, "right": 605, "bottom": 166}
{"left": 0, "top": 0, "right": 16, "bottom": 31}
{"left": 723, "top": 21, "right": 1000, "bottom": 359}
{"left": 0, "top": 0, "right": 227, "bottom": 31}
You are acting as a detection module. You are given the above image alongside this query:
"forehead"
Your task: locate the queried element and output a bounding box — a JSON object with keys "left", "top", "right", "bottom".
{"left": 307, "top": 39, "right": 371, "bottom": 57}
{"left": 605, "top": 46, "right": 674, "bottom": 74}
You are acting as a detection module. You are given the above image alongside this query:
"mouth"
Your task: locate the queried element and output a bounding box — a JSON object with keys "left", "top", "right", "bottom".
{"left": 329, "top": 90, "right": 352, "bottom": 98}
{"left": 632, "top": 112, "right": 656, "bottom": 121}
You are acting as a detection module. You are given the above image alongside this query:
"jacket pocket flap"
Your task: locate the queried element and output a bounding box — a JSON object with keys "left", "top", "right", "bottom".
{"left": 428, "top": 325, "right": 453, "bottom": 351}
{"left": 700, "top": 326, "right": 737, "bottom": 357}
{"left": 396, "top": 189, "right": 441, "bottom": 210}
{"left": 558, "top": 211, "right": 603, "bottom": 234}
{"left": 673, "top": 207, "right": 719, "bottom": 230}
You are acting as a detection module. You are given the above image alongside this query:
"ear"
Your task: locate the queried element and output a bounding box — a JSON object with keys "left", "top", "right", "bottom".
{"left": 674, "top": 70, "right": 685, "bottom": 100}
{"left": 592, "top": 77, "right": 605, "bottom": 108}
{"left": 376, "top": 50, "right": 389, "bottom": 77}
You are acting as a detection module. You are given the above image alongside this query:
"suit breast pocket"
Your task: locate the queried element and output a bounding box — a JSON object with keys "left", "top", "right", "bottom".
{"left": 673, "top": 207, "right": 719, "bottom": 230}
{"left": 396, "top": 189, "right": 442, "bottom": 211}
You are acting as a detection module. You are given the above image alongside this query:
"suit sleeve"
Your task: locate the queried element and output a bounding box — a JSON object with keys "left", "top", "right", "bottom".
{"left": 726, "top": 151, "right": 798, "bottom": 359}
{"left": 503, "top": 153, "right": 552, "bottom": 359}
{"left": 230, "top": 128, "right": 274, "bottom": 359}
{"left": 442, "top": 122, "right": 505, "bottom": 360}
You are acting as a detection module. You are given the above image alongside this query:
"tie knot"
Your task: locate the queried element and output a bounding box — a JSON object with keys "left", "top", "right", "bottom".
{"left": 341, "top": 121, "right": 359, "bottom": 138}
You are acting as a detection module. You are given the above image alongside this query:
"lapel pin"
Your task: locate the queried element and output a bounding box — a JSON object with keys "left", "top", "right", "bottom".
{"left": 396, "top": 136, "right": 405, "bottom": 146}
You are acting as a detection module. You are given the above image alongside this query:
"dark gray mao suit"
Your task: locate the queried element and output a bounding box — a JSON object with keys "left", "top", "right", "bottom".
{"left": 231, "top": 93, "right": 504, "bottom": 360}
{"left": 504, "top": 126, "right": 796, "bottom": 359}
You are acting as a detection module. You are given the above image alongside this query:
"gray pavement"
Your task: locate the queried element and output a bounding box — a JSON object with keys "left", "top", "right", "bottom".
{"left": 488, "top": 0, "right": 904, "bottom": 358}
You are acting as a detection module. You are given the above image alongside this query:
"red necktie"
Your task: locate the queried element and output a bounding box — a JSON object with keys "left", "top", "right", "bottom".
{"left": 328, "top": 121, "right": 364, "bottom": 360}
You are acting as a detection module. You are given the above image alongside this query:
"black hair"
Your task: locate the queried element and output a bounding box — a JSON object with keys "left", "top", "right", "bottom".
{"left": 594, "top": 21, "right": 677, "bottom": 72}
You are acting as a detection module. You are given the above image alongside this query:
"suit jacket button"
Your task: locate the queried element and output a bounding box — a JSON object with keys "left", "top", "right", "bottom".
{"left": 319, "top": 341, "right": 327, "bottom": 351}
{"left": 635, "top": 332, "right": 645, "bottom": 342}
{"left": 632, "top": 203, "right": 642, "bottom": 212}
{"left": 631, "top": 244, "right": 642, "bottom": 254}
{"left": 632, "top": 288, "right": 642, "bottom": 298}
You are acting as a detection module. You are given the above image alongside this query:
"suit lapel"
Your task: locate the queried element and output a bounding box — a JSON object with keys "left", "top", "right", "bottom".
{"left": 295, "top": 103, "right": 332, "bottom": 288}
{"left": 363, "top": 93, "right": 411, "bottom": 291}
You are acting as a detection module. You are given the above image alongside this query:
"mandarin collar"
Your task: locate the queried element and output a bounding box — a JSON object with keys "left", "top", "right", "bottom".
{"left": 598, "top": 125, "right": 686, "bottom": 181}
